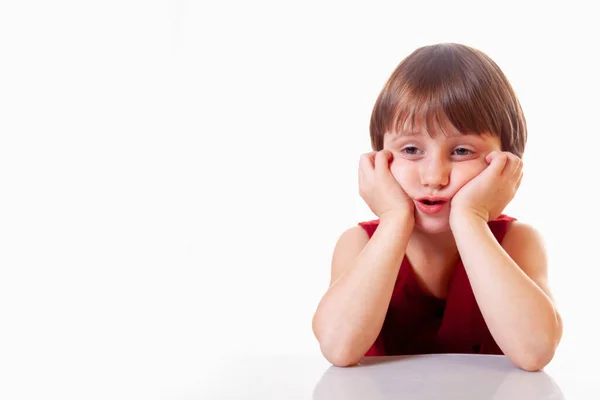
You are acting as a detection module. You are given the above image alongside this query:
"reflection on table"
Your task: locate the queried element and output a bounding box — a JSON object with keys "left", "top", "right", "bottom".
{"left": 313, "top": 354, "right": 564, "bottom": 400}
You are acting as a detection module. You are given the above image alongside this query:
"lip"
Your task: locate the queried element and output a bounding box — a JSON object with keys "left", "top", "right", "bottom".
{"left": 416, "top": 196, "right": 450, "bottom": 202}
{"left": 415, "top": 196, "right": 449, "bottom": 215}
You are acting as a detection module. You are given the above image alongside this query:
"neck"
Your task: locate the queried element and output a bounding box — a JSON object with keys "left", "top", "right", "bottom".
{"left": 407, "top": 228, "right": 459, "bottom": 267}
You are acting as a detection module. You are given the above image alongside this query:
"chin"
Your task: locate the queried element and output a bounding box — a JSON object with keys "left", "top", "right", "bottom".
{"left": 414, "top": 214, "right": 452, "bottom": 235}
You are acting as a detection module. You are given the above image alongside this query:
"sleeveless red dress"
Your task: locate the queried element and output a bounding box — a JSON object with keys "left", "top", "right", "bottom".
{"left": 359, "top": 214, "right": 516, "bottom": 357}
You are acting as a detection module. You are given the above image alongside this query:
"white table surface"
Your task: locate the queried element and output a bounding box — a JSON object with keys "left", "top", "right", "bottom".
{"left": 2, "top": 352, "right": 595, "bottom": 399}
{"left": 313, "top": 354, "right": 564, "bottom": 400}
{"left": 193, "top": 353, "right": 595, "bottom": 399}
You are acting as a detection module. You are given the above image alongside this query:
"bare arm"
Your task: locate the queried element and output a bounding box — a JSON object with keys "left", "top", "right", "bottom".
{"left": 312, "top": 213, "right": 413, "bottom": 367}
{"left": 451, "top": 216, "right": 563, "bottom": 371}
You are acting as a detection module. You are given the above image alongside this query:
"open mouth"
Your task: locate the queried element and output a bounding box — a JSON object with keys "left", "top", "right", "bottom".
{"left": 421, "top": 200, "right": 444, "bottom": 205}
{"left": 416, "top": 197, "right": 448, "bottom": 214}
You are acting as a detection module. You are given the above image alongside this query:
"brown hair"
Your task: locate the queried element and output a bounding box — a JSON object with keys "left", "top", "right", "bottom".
{"left": 369, "top": 43, "right": 527, "bottom": 158}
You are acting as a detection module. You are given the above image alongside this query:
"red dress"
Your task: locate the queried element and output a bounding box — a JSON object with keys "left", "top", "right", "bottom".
{"left": 359, "top": 214, "right": 516, "bottom": 357}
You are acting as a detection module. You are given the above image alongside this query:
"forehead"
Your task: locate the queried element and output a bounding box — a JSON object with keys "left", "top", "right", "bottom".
{"left": 384, "top": 129, "right": 500, "bottom": 146}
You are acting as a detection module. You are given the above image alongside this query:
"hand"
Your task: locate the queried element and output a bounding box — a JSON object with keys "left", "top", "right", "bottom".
{"left": 450, "top": 151, "right": 523, "bottom": 224}
{"left": 358, "top": 150, "right": 415, "bottom": 223}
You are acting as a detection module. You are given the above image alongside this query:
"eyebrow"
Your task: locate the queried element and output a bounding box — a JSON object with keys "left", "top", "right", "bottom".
{"left": 391, "top": 130, "right": 480, "bottom": 140}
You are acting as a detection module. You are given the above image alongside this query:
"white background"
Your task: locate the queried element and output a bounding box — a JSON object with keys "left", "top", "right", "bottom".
{"left": 0, "top": 1, "right": 598, "bottom": 398}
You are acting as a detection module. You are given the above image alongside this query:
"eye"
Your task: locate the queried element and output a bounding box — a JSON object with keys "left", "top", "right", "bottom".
{"left": 452, "top": 147, "right": 474, "bottom": 156}
{"left": 401, "top": 146, "right": 422, "bottom": 155}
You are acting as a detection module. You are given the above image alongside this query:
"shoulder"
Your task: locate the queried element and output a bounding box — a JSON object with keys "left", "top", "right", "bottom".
{"left": 329, "top": 224, "right": 371, "bottom": 285}
{"left": 333, "top": 224, "right": 371, "bottom": 257}
{"left": 502, "top": 220, "right": 546, "bottom": 260}
{"left": 501, "top": 220, "right": 552, "bottom": 294}
{"left": 333, "top": 220, "right": 379, "bottom": 258}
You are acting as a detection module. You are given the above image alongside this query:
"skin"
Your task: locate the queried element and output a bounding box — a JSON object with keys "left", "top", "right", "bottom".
{"left": 312, "top": 120, "right": 562, "bottom": 371}
{"left": 383, "top": 127, "right": 506, "bottom": 293}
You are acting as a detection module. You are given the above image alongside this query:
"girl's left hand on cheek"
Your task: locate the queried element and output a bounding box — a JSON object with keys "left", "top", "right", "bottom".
{"left": 450, "top": 151, "right": 523, "bottom": 224}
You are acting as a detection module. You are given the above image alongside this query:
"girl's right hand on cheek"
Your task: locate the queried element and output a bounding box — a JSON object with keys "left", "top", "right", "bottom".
{"left": 358, "top": 150, "right": 415, "bottom": 223}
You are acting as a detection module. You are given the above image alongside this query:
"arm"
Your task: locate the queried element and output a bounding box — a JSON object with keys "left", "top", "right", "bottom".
{"left": 450, "top": 216, "right": 563, "bottom": 371}
{"left": 312, "top": 213, "right": 413, "bottom": 367}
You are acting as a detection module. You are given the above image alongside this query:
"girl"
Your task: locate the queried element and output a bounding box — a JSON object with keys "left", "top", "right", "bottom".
{"left": 312, "top": 43, "right": 563, "bottom": 372}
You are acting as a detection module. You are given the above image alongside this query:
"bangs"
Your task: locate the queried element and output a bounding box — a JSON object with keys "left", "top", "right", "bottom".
{"left": 386, "top": 81, "right": 500, "bottom": 139}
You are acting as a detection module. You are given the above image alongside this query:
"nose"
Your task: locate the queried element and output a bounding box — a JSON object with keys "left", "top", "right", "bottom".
{"left": 421, "top": 155, "right": 450, "bottom": 189}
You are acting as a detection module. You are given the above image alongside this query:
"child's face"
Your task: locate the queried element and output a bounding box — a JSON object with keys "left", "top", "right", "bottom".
{"left": 383, "top": 124, "right": 502, "bottom": 234}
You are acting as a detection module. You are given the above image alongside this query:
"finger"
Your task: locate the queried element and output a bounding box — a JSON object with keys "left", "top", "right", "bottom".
{"left": 504, "top": 153, "right": 522, "bottom": 177}
{"left": 515, "top": 169, "right": 523, "bottom": 190}
{"left": 359, "top": 152, "right": 376, "bottom": 188}
{"left": 374, "top": 150, "right": 393, "bottom": 175}
{"left": 484, "top": 150, "right": 497, "bottom": 164}
{"left": 359, "top": 152, "right": 376, "bottom": 171}
{"left": 484, "top": 151, "right": 509, "bottom": 176}
{"left": 513, "top": 156, "right": 524, "bottom": 178}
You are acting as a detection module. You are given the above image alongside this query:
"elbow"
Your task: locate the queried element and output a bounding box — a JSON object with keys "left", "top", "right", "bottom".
{"left": 513, "top": 351, "right": 553, "bottom": 372}
{"left": 512, "top": 335, "right": 560, "bottom": 372}
{"left": 322, "top": 342, "right": 362, "bottom": 367}
{"left": 313, "top": 324, "right": 362, "bottom": 367}
{"left": 512, "top": 312, "right": 563, "bottom": 372}
{"left": 316, "top": 332, "right": 362, "bottom": 367}
{"left": 312, "top": 309, "right": 366, "bottom": 367}
{"left": 331, "top": 357, "right": 361, "bottom": 368}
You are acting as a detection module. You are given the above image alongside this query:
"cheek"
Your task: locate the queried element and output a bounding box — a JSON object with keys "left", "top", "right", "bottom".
{"left": 451, "top": 161, "right": 488, "bottom": 190}
{"left": 390, "top": 160, "right": 417, "bottom": 186}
